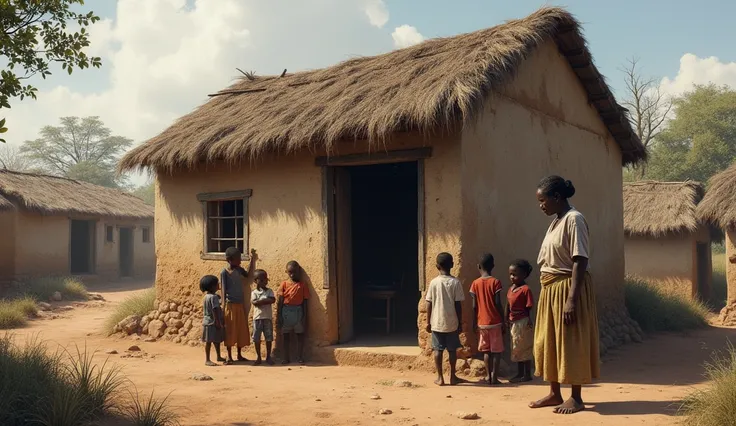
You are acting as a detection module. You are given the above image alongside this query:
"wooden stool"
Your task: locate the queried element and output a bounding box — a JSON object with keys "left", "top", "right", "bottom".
{"left": 365, "top": 289, "right": 397, "bottom": 334}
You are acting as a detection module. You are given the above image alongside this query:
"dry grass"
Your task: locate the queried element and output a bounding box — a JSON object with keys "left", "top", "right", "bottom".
{"left": 710, "top": 251, "right": 728, "bottom": 311}
{"left": 119, "top": 7, "right": 644, "bottom": 173}
{"left": 0, "top": 169, "right": 153, "bottom": 218}
{"left": 679, "top": 342, "right": 736, "bottom": 425}
{"left": 623, "top": 181, "right": 704, "bottom": 237}
{"left": 22, "top": 276, "right": 89, "bottom": 302}
{"left": 122, "top": 388, "right": 181, "bottom": 426}
{"left": 697, "top": 161, "right": 736, "bottom": 229}
{"left": 104, "top": 288, "right": 156, "bottom": 334}
{"left": 625, "top": 277, "right": 709, "bottom": 332}
{"left": 0, "top": 296, "right": 38, "bottom": 329}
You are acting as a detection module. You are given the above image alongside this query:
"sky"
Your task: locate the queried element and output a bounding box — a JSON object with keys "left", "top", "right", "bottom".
{"left": 3, "top": 0, "right": 736, "bottom": 186}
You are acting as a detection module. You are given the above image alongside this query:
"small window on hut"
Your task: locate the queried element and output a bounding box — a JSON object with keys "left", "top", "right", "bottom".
{"left": 197, "top": 190, "right": 251, "bottom": 260}
{"left": 142, "top": 227, "right": 151, "bottom": 243}
{"left": 105, "top": 225, "right": 114, "bottom": 243}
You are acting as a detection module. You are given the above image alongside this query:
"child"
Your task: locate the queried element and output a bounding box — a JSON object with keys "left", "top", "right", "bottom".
{"left": 277, "top": 260, "right": 309, "bottom": 364}
{"left": 504, "top": 259, "right": 534, "bottom": 383}
{"left": 221, "top": 247, "right": 258, "bottom": 364}
{"left": 251, "top": 269, "right": 276, "bottom": 365}
{"left": 470, "top": 253, "right": 505, "bottom": 385}
{"left": 200, "top": 275, "right": 225, "bottom": 366}
{"left": 425, "top": 252, "right": 465, "bottom": 386}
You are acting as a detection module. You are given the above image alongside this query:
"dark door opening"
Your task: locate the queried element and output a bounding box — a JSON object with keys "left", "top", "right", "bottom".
{"left": 696, "top": 242, "right": 709, "bottom": 300}
{"left": 333, "top": 162, "right": 420, "bottom": 342}
{"left": 70, "top": 220, "right": 95, "bottom": 274}
{"left": 119, "top": 227, "right": 134, "bottom": 277}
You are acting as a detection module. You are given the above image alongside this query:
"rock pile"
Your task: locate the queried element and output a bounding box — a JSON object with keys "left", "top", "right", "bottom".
{"left": 719, "top": 303, "right": 736, "bottom": 327}
{"left": 597, "top": 307, "right": 644, "bottom": 356}
{"left": 113, "top": 299, "right": 204, "bottom": 346}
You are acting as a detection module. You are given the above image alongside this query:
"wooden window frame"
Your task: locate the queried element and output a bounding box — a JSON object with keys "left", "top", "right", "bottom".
{"left": 141, "top": 227, "right": 151, "bottom": 243}
{"left": 197, "top": 190, "right": 252, "bottom": 261}
{"left": 105, "top": 225, "right": 114, "bottom": 243}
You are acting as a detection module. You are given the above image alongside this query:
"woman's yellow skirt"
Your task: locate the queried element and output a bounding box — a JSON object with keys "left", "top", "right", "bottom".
{"left": 224, "top": 302, "right": 250, "bottom": 348}
{"left": 533, "top": 272, "right": 600, "bottom": 385}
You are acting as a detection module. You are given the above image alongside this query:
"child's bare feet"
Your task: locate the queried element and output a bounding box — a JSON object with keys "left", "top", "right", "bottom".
{"left": 253, "top": 359, "right": 262, "bottom": 366}
{"left": 434, "top": 377, "right": 445, "bottom": 386}
{"left": 449, "top": 375, "right": 467, "bottom": 386}
{"left": 223, "top": 359, "right": 233, "bottom": 365}
{"left": 237, "top": 356, "right": 248, "bottom": 362}
{"left": 266, "top": 357, "right": 275, "bottom": 365}
{"left": 205, "top": 360, "right": 217, "bottom": 366}
{"left": 216, "top": 357, "right": 227, "bottom": 363}
{"left": 488, "top": 374, "right": 502, "bottom": 385}
{"left": 281, "top": 359, "right": 291, "bottom": 365}
{"left": 529, "top": 393, "right": 564, "bottom": 409}
{"left": 554, "top": 397, "right": 585, "bottom": 414}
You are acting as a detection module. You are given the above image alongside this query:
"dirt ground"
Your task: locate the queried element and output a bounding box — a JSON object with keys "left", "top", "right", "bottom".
{"left": 8, "top": 280, "right": 736, "bottom": 426}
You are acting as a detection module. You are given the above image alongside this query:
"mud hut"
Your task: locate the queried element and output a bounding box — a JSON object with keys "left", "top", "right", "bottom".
{"left": 623, "top": 181, "right": 710, "bottom": 299}
{"left": 698, "top": 162, "right": 736, "bottom": 323}
{"left": 0, "top": 170, "right": 155, "bottom": 283}
{"left": 119, "top": 7, "right": 646, "bottom": 359}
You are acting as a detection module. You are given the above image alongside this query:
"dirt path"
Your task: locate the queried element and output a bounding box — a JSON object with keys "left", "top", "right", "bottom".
{"left": 8, "top": 281, "right": 736, "bottom": 426}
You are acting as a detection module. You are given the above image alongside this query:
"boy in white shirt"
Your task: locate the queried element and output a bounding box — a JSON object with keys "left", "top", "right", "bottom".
{"left": 425, "top": 252, "right": 465, "bottom": 386}
{"left": 251, "top": 269, "right": 276, "bottom": 365}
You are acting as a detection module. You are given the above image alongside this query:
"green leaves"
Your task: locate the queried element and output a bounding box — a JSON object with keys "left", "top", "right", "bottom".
{"left": 0, "top": 1, "right": 103, "bottom": 136}
{"left": 0, "top": 118, "right": 7, "bottom": 143}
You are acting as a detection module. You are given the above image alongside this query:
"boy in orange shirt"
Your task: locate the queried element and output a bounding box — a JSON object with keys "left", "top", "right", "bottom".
{"left": 470, "top": 253, "right": 505, "bottom": 385}
{"left": 277, "top": 260, "right": 309, "bottom": 364}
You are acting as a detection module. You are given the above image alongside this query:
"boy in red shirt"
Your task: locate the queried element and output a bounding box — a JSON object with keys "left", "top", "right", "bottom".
{"left": 470, "top": 253, "right": 504, "bottom": 385}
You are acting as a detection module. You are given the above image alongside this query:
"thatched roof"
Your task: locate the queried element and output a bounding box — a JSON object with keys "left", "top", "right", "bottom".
{"left": 0, "top": 170, "right": 153, "bottom": 219}
{"left": 119, "top": 7, "right": 645, "bottom": 172}
{"left": 697, "top": 162, "right": 736, "bottom": 230}
{"left": 623, "top": 181, "right": 705, "bottom": 237}
{"left": 0, "top": 194, "right": 14, "bottom": 212}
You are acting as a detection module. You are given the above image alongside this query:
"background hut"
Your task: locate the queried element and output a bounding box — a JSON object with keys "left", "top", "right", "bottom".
{"left": 698, "top": 162, "right": 736, "bottom": 323}
{"left": 623, "top": 181, "right": 710, "bottom": 300}
{"left": 0, "top": 170, "right": 155, "bottom": 283}
{"left": 120, "top": 7, "right": 646, "bottom": 358}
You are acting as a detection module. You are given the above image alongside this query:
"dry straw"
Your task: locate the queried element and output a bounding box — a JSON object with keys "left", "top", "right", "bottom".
{"left": 0, "top": 170, "right": 153, "bottom": 219}
{"left": 697, "top": 161, "right": 736, "bottom": 230}
{"left": 623, "top": 181, "right": 705, "bottom": 237}
{"left": 119, "top": 7, "right": 645, "bottom": 173}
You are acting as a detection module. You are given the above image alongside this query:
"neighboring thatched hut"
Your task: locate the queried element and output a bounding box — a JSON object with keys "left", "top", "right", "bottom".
{"left": 698, "top": 162, "right": 736, "bottom": 323}
{"left": 0, "top": 170, "right": 155, "bottom": 283}
{"left": 623, "top": 181, "right": 711, "bottom": 299}
{"left": 119, "top": 7, "right": 646, "bottom": 359}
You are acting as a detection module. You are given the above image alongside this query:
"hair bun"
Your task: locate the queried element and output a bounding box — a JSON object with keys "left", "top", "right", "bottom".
{"left": 564, "top": 180, "right": 576, "bottom": 198}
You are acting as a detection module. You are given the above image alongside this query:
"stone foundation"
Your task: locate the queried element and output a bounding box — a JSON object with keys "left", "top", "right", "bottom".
{"left": 114, "top": 299, "right": 204, "bottom": 347}
{"left": 719, "top": 303, "right": 736, "bottom": 327}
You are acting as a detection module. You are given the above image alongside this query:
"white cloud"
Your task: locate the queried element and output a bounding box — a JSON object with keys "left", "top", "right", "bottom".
{"left": 659, "top": 53, "right": 736, "bottom": 97}
{"left": 363, "top": 0, "right": 389, "bottom": 28}
{"left": 391, "top": 25, "right": 424, "bottom": 48}
{"left": 2, "top": 0, "right": 396, "bottom": 184}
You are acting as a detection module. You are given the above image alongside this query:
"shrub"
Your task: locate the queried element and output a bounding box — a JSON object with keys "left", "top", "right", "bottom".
{"left": 679, "top": 343, "right": 736, "bottom": 425}
{"left": 625, "top": 277, "right": 709, "bottom": 332}
{"left": 123, "top": 388, "right": 181, "bottom": 426}
{"left": 0, "top": 296, "right": 38, "bottom": 329}
{"left": 104, "top": 288, "right": 156, "bottom": 335}
{"left": 23, "top": 276, "right": 89, "bottom": 301}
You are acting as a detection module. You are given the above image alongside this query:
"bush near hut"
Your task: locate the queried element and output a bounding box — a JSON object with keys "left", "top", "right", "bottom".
{"left": 625, "top": 277, "right": 709, "bottom": 332}
{"left": 679, "top": 343, "right": 736, "bottom": 425}
{"left": 0, "top": 296, "right": 38, "bottom": 329}
{"left": 22, "top": 276, "right": 89, "bottom": 301}
{"left": 105, "top": 288, "right": 156, "bottom": 335}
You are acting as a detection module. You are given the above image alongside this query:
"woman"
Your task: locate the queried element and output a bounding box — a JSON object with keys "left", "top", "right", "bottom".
{"left": 528, "top": 175, "right": 599, "bottom": 415}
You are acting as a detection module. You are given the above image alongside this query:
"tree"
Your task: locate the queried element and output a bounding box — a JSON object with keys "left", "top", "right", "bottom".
{"left": 0, "top": 143, "right": 34, "bottom": 171}
{"left": 645, "top": 84, "right": 736, "bottom": 183}
{"left": 21, "top": 116, "right": 132, "bottom": 187}
{"left": 131, "top": 182, "right": 155, "bottom": 206}
{"left": 0, "top": 1, "right": 102, "bottom": 142}
{"left": 620, "top": 57, "right": 673, "bottom": 178}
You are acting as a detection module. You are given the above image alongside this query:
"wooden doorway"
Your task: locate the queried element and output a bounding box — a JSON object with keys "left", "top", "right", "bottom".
{"left": 70, "top": 220, "right": 95, "bottom": 274}
{"left": 119, "top": 227, "right": 134, "bottom": 277}
{"left": 324, "top": 153, "right": 427, "bottom": 344}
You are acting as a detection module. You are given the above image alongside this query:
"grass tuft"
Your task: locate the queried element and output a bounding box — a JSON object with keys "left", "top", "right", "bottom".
{"left": 104, "top": 288, "right": 156, "bottom": 334}
{"left": 0, "top": 296, "right": 38, "bottom": 329}
{"left": 22, "top": 276, "right": 89, "bottom": 301}
{"left": 679, "top": 342, "right": 736, "bottom": 425}
{"left": 123, "top": 387, "right": 181, "bottom": 426}
{"left": 625, "top": 277, "right": 709, "bottom": 332}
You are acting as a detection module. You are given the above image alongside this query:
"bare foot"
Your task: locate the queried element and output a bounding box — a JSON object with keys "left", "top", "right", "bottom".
{"left": 281, "top": 359, "right": 291, "bottom": 365}
{"left": 223, "top": 359, "right": 233, "bottom": 365}
{"left": 554, "top": 397, "right": 585, "bottom": 414}
{"left": 434, "top": 377, "right": 445, "bottom": 386}
{"left": 449, "top": 376, "right": 467, "bottom": 386}
{"left": 253, "top": 359, "right": 262, "bottom": 366}
{"left": 205, "top": 360, "right": 217, "bottom": 366}
{"left": 237, "top": 356, "right": 248, "bottom": 362}
{"left": 529, "top": 393, "right": 564, "bottom": 409}
{"left": 216, "top": 357, "right": 227, "bottom": 363}
{"left": 266, "top": 357, "right": 275, "bottom": 365}
{"left": 489, "top": 376, "right": 502, "bottom": 386}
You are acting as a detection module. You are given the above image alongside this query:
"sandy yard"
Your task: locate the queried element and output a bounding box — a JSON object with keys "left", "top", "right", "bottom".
{"left": 7, "top": 280, "right": 736, "bottom": 426}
